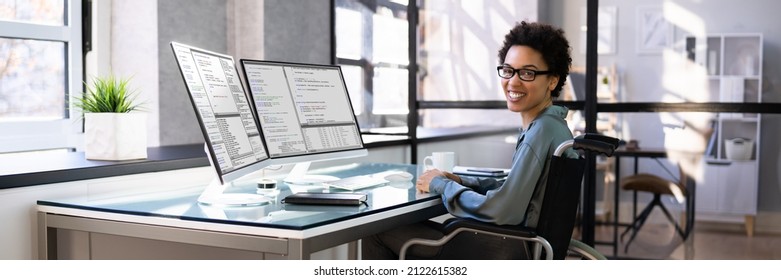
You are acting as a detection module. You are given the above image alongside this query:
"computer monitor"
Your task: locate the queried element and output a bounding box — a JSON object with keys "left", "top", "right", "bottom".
{"left": 170, "top": 42, "right": 272, "bottom": 206}
{"left": 239, "top": 59, "right": 368, "bottom": 184}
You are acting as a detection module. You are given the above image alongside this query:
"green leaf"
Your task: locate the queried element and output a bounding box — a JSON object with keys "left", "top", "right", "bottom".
{"left": 71, "top": 75, "right": 143, "bottom": 114}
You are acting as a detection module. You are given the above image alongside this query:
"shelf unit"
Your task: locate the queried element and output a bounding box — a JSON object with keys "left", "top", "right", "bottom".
{"left": 685, "top": 33, "right": 763, "bottom": 236}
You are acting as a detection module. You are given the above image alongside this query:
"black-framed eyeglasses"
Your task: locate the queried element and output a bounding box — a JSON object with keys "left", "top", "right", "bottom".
{"left": 497, "top": 66, "right": 552, "bottom": 81}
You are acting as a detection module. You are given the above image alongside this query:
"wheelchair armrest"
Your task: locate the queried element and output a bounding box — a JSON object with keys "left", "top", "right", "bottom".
{"left": 577, "top": 133, "right": 620, "bottom": 148}
{"left": 441, "top": 218, "right": 538, "bottom": 239}
{"left": 573, "top": 134, "right": 620, "bottom": 157}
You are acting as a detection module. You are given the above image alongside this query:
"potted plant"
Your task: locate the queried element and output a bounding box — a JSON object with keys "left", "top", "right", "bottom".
{"left": 73, "top": 75, "right": 147, "bottom": 160}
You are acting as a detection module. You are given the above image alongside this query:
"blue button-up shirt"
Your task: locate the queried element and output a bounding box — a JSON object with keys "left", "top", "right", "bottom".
{"left": 429, "top": 105, "right": 577, "bottom": 227}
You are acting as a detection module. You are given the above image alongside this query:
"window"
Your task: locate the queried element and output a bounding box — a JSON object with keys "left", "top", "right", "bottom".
{"left": 336, "top": 0, "right": 540, "bottom": 132}
{"left": 418, "top": 0, "right": 537, "bottom": 128}
{"left": 0, "top": 0, "right": 82, "bottom": 153}
{"left": 335, "top": 0, "right": 409, "bottom": 134}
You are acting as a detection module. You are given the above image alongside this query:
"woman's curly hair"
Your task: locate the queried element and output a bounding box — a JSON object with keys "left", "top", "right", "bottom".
{"left": 497, "top": 21, "right": 572, "bottom": 98}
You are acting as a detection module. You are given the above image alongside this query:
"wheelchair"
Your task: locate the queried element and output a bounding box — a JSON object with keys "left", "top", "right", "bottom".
{"left": 400, "top": 133, "right": 619, "bottom": 260}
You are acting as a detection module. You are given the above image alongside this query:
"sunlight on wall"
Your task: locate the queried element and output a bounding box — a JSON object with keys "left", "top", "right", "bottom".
{"left": 660, "top": 47, "right": 713, "bottom": 179}
{"left": 660, "top": 2, "right": 710, "bottom": 183}
{"left": 661, "top": 1, "right": 709, "bottom": 103}
{"left": 662, "top": 49, "right": 709, "bottom": 102}
{"left": 664, "top": 1, "right": 705, "bottom": 38}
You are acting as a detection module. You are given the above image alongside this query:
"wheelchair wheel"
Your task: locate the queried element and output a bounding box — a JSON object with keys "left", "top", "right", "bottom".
{"left": 567, "top": 239, "right": 607, "bottom": 260}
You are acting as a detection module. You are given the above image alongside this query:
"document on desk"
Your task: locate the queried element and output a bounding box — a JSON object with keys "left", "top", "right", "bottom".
{"left": 452, "top": 166, "right": 510, "bottom": 178}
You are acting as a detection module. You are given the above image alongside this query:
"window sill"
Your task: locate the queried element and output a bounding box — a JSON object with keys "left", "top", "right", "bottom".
{"left": 362, "top": 125, "right": 518, "bottom": 144}
{"left": 0, "top": 126, "right": 516, "bottom": 189}
{"left": 416, "top": 126, "right": 518, "bottom": 142}
{"left": 0, "top": 145, "right": 210, "bottom": 190}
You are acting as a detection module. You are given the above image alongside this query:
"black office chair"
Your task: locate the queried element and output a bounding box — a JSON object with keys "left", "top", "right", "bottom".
{"left": 399, "top": 134, "right": 619, "bottom": 260}
{"left": 619, "top": 164, "right": 694, "bottom": 253}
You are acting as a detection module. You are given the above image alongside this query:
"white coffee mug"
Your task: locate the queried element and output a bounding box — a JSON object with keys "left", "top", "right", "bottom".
{"left": 423, "top": 152, "right": 455, "bottom": 172}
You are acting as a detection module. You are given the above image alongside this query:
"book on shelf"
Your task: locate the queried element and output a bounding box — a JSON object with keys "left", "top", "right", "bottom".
{"left": 720, "top": 77, "right": 745, "bottom": 119}
{"left": 705, "top": 120, "right": 718, "bottom": 159}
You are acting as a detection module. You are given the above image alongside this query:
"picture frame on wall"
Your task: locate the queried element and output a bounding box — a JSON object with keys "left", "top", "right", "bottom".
{"left": 636, "top": 6, "right": 672, "bottom": 54}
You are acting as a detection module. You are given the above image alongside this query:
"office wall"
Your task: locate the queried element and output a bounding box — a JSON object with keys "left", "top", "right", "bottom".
{"left": 153, "top": 0, "right": 330, "bottom": 146}
{"left": 157, "top": 0, "right": 228, "bottom": 146}
{"left": 546, "top": 0, "right": 781, "bottom": 212}
{"left": 227, "top": 0, "right": 264, "bottom": 60}
{"left": 263, "top": 0, "right": 332, "bottom": 64}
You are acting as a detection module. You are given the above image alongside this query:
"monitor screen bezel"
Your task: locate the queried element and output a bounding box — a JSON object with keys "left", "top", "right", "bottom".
{"left": 238, "top": 59, "right": 368, "bottom": 164}
{"left": 170, "top": 42, "right": 271, "bottom": 184}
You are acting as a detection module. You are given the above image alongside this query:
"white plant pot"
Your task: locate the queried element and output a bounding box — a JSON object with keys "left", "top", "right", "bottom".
{"left": 84, "top": 113, "right": 148, "bottom": 160}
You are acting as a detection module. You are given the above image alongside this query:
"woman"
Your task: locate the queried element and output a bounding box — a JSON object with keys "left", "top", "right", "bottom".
{"left": 362, "top": 21, "right": 578, "bottom": 260}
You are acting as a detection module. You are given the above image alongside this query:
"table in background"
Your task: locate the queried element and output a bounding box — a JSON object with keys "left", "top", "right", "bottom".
{"left": 37, "top": 163, "right": 446, "bottom": 260}
{"left": 597, "top": 147, "right": 695, "bottom": 258}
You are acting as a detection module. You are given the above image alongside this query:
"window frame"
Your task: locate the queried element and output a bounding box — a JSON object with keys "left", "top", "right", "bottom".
{"left": 333, "top": 0, "right": 411, "bottom": 134}
{"left": 0, "top": 0, "right": 83, "bottom": 153}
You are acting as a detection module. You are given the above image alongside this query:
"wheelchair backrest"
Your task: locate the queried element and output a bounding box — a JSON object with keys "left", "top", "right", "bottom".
{"left": 535, "top": 155, "right": 586, "bottom": 259}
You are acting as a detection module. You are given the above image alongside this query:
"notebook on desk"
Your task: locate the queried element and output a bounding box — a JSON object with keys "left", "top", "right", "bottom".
{"left": 452, "top": 166, "right": 510, "bottom": 178}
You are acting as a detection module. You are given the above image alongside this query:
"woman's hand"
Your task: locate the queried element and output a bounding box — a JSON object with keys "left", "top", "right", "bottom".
{"left": 416, "top": 169, "right": 462, "bottom": 193}
{"left": 443, "top": 171, "right": 462, "bottom": 184}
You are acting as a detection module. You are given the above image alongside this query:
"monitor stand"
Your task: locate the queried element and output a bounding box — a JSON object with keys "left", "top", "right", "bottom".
{"left": 282, "top": 162, "right": 339, "bottom": 185}
{"left": 197, "top": 178, "right": 272, "bottom": 207}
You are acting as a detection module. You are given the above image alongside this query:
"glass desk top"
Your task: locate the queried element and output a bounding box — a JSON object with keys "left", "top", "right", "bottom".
{"left": 37, "top": 163, "right": 441, "bottom": 231}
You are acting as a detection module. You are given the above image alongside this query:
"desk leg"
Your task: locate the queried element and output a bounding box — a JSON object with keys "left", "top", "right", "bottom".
{"left": 288, "top": 239, "right": 311, "bottom": 260}
{"left": 612, "top": 158, "right": 620, "bottom": 258}
{"left": 37, "top": 212, "right": 57, "bottom": 260}
{"left": 348, "top": 241, "right": 358, "bottom": 260}
{"left": 632, "top": 157, "right": 639, "bottom": 222}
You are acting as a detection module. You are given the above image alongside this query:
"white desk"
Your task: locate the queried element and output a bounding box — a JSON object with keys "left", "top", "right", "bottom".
{"left": 37, "top": 163, "right": 446, "bottom": 259}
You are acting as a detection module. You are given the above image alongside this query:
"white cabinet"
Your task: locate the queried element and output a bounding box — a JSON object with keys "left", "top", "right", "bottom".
{"left": 685, "top": 34, "right": 762, "bottom": 236}
{"left": 699, "top": 162, "right": 758, "bottom": 215}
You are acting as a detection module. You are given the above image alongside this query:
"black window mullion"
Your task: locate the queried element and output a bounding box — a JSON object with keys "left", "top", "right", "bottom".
{"left": 407, "top": 0, "right": 418, "bottom": 164}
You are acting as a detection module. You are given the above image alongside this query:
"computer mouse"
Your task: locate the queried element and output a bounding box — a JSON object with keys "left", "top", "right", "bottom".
{"left": 382, "top": 171, "right": 414, "bottom": 182}
{"left": 383, "top": 171, "right": 414, "bottom": 182}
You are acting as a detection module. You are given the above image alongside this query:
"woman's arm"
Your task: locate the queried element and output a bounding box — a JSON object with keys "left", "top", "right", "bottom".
{"left": 428, "top": 143, "right": 545, "bottom": 225}
{"left": 415, "top": 171, "right": 499, "bottom": 194}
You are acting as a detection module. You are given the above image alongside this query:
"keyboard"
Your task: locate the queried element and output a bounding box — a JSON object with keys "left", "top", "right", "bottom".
{"left": 323, "top": 175, "right": 389, "bottom": 191}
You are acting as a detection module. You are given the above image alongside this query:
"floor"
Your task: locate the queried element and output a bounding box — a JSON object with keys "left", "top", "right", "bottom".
{"left": 586, "top": 212, "right": 781, "bottom": 260}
